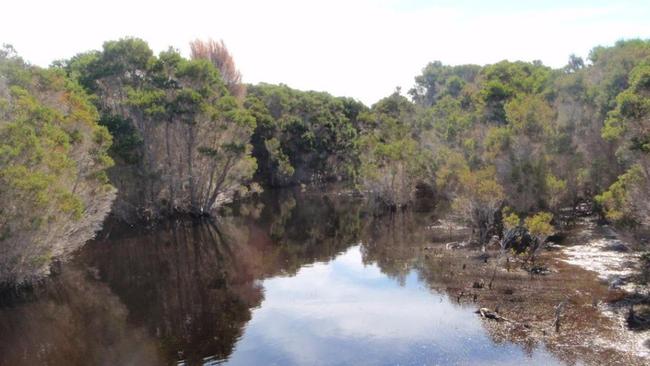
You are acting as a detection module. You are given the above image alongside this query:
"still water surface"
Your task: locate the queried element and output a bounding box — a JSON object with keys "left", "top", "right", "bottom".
{"left": 0, "top": 189, "right": 565, "bottom": 365}
{"left": 222, "top": 245, "right": 558, "bottom": 366}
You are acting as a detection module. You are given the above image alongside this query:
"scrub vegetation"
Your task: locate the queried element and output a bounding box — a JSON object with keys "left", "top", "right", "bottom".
{"left": 1, "top": 37, "right": 650, "bottom": 285}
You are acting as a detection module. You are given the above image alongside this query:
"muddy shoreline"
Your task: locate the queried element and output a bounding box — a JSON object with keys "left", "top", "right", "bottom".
{"left": 425, "top": 216, "right": 649, "bottom": 365}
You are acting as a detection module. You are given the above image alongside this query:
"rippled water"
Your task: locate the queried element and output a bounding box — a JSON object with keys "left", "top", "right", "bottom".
{"left": 0, "top": 188, "right": 595, "bottom": 365}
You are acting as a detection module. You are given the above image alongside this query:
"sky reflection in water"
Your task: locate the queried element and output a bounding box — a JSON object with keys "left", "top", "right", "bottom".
{"left": 222, "top": 245, "right": 559, "bottom": 366}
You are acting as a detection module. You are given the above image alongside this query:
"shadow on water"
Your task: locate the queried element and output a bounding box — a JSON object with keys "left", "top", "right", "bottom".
{"left": 0, "top": 187, "right": 644, "bottom": 365}
{"left": 0, "top": 188, "right": 363, "bottom": 366}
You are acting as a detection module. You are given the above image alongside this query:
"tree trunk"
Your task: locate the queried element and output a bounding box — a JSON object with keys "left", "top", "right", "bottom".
{"left": 186, "top": 124, "right": 197, "bottom": 212}
{"left": 206, "top": 156, "right": 233, "bottom": 212}
{"left": 165, "top": 119, "right": 175, "bottom": 214}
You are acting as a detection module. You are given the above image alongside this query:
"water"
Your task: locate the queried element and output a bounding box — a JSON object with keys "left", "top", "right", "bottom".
{"left": 0, "top": 189, "right": 608, "bottom": 365}
{"left": 221, "top": 245, "right": 557, "bottom": 366}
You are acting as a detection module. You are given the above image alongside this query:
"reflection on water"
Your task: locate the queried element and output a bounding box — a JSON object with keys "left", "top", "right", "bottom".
{"left": 1, "top": 188, "right": 567, "bottom": 365}
{"left": 225, "top": 245, "right": 557, "bottom": 366}
{"left": 0, "top": 265, "right": 161, "bottom": 366}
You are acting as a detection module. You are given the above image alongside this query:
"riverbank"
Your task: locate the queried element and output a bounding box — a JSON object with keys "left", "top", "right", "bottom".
{"left": 560, "top": 217, "right": 650, "bottom": 360}
{"left": 430, "top": 216, "right": 649, "bottom": 365}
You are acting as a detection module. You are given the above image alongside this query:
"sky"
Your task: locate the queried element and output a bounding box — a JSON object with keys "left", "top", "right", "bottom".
{"left": 2, "top": 0, "right": 649, "bottom": 105}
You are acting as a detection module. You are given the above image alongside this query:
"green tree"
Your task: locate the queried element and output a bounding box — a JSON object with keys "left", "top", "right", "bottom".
{"left": 245, "top": 83, "right": 364, "bottom": 186}
{"left": 598, "top": 62, "right": 650, "bottom": 226}
{"left": 67, "top": 38, "right": 256, "bottom": 220}
{"left": 358, "top": 92, "right": 429, "bottom": 209}
{"left": 0, "top": 46, "right": 115, "bottom": 284}
{"left": 524, "top": 212, "right": 554, "bottom": 264}
{"left": 452, "top": 167, "right": 505, "bottom": 245}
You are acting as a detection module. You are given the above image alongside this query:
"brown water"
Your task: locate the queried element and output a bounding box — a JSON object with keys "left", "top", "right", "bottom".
{"left": 0, "top": 188, "right": 644, "bottom": 365}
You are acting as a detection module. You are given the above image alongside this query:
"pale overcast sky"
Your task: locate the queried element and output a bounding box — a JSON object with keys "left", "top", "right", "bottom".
{"left": 2, "top": 0, "right": 649, "bottom": 105}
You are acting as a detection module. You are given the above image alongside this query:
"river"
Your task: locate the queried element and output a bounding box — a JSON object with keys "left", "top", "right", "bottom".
{"left": 0, "top": 188, "right": 646, "bottom": 365}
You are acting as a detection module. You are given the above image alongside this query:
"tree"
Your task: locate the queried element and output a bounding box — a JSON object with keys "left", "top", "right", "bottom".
{"left": 190, "top": 38, "right": 246, "bottom": 101}
{"left": 409, "top": 61, "right": 481, "bottom": 107}
{"left": 564, "top": 54, "right": 585, "bottom": 73}
{"left": 596, "top": 166, "right": 645, "bottom": 225}
{"left": 524, "top": 212, "right": 554, "bottom": 264}
{"left": 0, "top": 47, "right": 115, "bottom": 284}
{"left": 358, "top": 93, "right": 430, "bottom": 209}
{"left": 245, "top": 83, "right": 363, "bottom": 186}
{"left": 67, "top": 38, "right": 257, "bottom": 220}
{"left": 452, "top": 167, "right": 505, "bottom": 246}
{"left": 598, "top": 62, "right": 650, "bottom": 226}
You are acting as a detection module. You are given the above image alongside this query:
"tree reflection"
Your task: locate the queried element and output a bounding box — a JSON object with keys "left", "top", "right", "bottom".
{"left": 360, "top": 212, "right": 433, "bottom": 285}
{"left": 83, "top": 218, "right": 262, "bottom": 365}
{"left": 0, "top": 267, "right": 162, "bottom": 366}
{"left": 79, "top": 188, "right": 364, "bottom": 365}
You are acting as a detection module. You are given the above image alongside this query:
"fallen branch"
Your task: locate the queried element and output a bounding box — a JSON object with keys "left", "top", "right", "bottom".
{"left": 476, "top": 307, "right": 514, "bottom": 323}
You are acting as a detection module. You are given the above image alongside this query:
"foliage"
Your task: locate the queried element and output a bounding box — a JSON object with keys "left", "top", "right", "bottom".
{"left": 545, "top": 174, "right": 568, "bottom": 212}
{"left": 502, "top": 207, "right": 521, "bottom": 230}
{"left": 0, "top": 46, "right": 115, "bottom": 284}
{"left": 595, "top": 165, "right": 647, "bottom": 225}
{"left": 597, "top": 61, "right": 650, "bottom": 226}
{"left": 524, "top": 211, "right": 554, "bottom": 239}
{"left": 245, "top": 83, "right": 364, "bottom": 186}
{"left": 409, "top": 61, "right": 481, "bottom": 107}
{"left": 4, "top": 37, "right": 650, "bottom": 284}
{"left": 431, "top": 146, "right": 469, "bottom": 199}
{"left": 602, "top": 63, "right": 650, "bottom": 150}
{"left": 523, "top": 211, "right": 554, "bottom": 262}
{"left": 66, "top": 38, "right": 256, "bottom": 220}
{"left": 358, "top": 92, "right": 430, "bottom": 208}
{"left": 452, "top": 167, "right": 505, "bottom": 245}
{"left": 403, "top": 40, "right": 650, "bottom": 226}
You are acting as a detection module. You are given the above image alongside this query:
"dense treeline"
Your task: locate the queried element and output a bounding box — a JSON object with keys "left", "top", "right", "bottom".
{"left": 1, "top": 37, "right": 649, "bottom": 284}
{"left": 230, "top": 39, "right": 650, "bottom": 252}
{"left": 356, "top": 40, "right": 650, "bottom": 247}
{"left": 245, "top": 83, "right": 365, "bottom": 186}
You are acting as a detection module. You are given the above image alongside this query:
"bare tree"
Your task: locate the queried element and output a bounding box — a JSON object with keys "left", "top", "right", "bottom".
{"left": 190, "top": 39, "right": 246, "bottom": 101}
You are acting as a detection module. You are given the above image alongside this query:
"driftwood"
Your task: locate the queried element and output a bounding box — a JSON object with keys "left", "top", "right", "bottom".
{"left": 476, "top": 297, "right": 573, "bottom": 334}
{"left": 476, "top": 307, "right": 514, "bottom": 323}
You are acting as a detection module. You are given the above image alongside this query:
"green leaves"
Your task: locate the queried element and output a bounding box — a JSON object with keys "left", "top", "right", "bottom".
{"left": 245, "top": 83, "right": 364, "bottom": 185}
{"left": 505, "top": 94, "right": 554, "bottom": 136}
{"left": 264, "top": 137, "right": 295, "bottom": 178}
{"left": 596, "top": 165, "right": 645, "bottom": 225}
{"left": 1, "top": 51, "right": 117, "bottom": 283}
{"left": 524, "top": 212, "right": 554, "bottom": 238}
{"left": 358, "top": 93, "right": 431, "bottom": 208}
{"left": 64, "top": 38, "right": 259, "bottom": 218}
{"left": 597, "top": 62, "right": 650, "bottom": 226}
{"left": 502, "top": 207, "right": 521, "bottom": 230}
{"left": 127, "top": 88, "right": 167, "bottom": 117}
{"left": 101, "top": 38, "right": 153, "bottom": 78}
{"left": 603, "top": 63, "right": 650, "bottom": 142}
{"left": 458, "top": 166, "right": 505, "bottom": 204}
